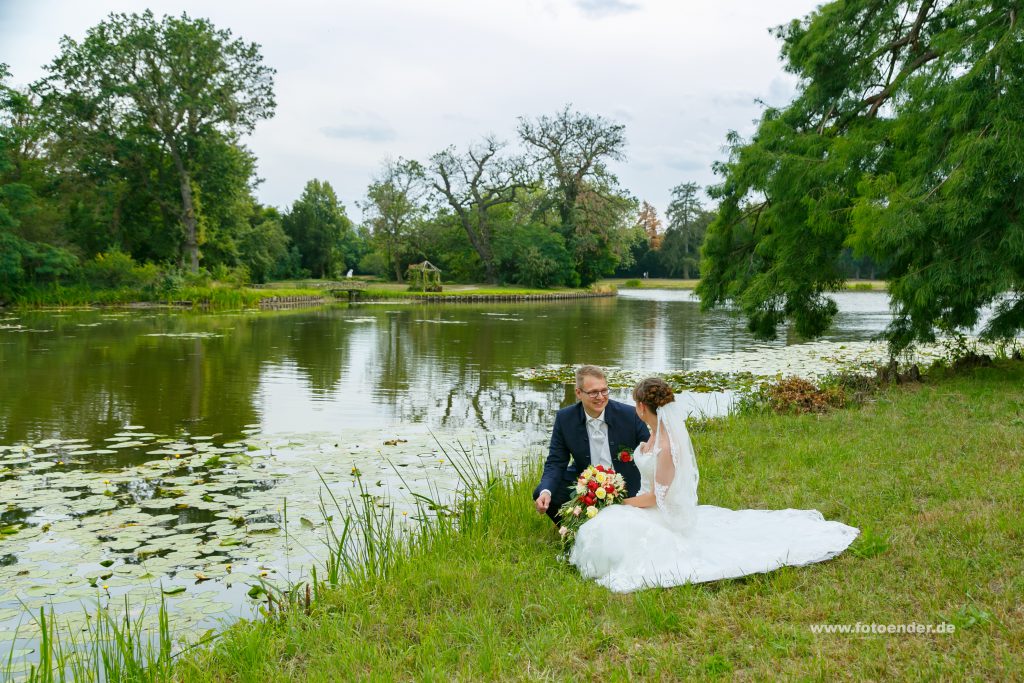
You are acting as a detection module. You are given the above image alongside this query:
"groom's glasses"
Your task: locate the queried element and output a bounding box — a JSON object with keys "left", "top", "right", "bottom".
{"left": 582, "top": 388, "right": 610, "bottom": 399}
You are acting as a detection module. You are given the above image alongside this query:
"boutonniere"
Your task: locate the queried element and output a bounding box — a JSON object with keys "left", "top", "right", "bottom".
{"left": 616, "top": 445, "right": 633, "bottom": 463}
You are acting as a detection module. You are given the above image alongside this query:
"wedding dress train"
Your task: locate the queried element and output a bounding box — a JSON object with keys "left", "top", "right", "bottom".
{"left": 568, "top": 402, "right": 859, "bottom": 593}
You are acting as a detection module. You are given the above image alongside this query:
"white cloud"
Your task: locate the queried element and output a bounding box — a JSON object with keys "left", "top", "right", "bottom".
{"left": 0, "top": 0, "right": 822, "bottom": 218}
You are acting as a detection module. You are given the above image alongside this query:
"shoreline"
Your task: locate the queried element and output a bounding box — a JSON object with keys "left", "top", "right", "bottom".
{"left": 3, "top": 278, "right": 890, "bottom": 311}
{"left": 2, "top": 286, "right": 618, "bottom": 311}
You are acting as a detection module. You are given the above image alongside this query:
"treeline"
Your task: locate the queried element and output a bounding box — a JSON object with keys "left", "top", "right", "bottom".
{"left": 0, "top": 11, "right": 707, "bottom": 301}
{"left": 1, "top": 10, "right": 889, "bottom": 306}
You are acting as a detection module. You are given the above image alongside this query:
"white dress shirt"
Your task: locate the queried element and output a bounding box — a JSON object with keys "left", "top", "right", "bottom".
{"left": 584, "top": 409, "right": 613, "bottom": 470}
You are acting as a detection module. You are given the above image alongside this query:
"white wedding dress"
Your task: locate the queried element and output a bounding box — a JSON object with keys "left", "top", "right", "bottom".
{"left": 569, "top": 402, "right": 859, "bottom": 593}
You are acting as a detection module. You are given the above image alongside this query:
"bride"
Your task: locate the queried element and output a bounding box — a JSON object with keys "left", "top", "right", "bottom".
{"left": 569, "top": 377, "right": 859, "bottom": 593}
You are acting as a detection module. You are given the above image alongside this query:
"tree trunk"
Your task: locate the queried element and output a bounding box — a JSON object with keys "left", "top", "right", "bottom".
{"left": 457, "top": 212, "right": 497, "bottom": 284}
{"left": 168, "top": 145, "right": 200, "bottom": 273}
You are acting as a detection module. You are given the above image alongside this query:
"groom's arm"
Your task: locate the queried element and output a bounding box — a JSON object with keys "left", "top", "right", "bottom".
{"left": 537, "top": 413, "right": 571, "bottom": 498}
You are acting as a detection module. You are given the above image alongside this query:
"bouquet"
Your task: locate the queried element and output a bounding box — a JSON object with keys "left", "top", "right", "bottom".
{"left": 556, "top": 464, "right": 628, "bottom": 546}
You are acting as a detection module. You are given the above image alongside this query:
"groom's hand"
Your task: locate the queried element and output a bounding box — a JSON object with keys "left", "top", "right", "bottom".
{"left": 535, "top": 490, "right": 551, "bottom": 514}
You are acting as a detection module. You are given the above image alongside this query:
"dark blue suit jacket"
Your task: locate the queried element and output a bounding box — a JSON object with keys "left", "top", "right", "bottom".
{"left": 534, "top": 399, "right": 650, "bottom": 501}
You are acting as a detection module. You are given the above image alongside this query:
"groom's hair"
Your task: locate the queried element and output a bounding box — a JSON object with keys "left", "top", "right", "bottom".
{"left": 575, "top": 365, "right": 607, "bottom": 389}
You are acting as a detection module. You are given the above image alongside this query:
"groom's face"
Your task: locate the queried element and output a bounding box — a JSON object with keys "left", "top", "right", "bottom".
{"left": 576, "top": 374, "right": 609, "bottom": 415}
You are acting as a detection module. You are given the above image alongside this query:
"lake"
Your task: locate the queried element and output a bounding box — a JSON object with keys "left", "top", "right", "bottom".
{"left": 0, "top": 289, "right": 899, "bottom": 666}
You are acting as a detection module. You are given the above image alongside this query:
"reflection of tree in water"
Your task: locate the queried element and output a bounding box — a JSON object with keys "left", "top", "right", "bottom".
{"left": 285, "top": 310, "right": 353, "bottom": 395}
{"left": 369, "top": 301, "right": 633, "bottom": 431}
{"left": 0, "top": 311, "right": 293, "bottom": 445}
{"left": 0, "top": 295, "right": 859, "bottom": 450}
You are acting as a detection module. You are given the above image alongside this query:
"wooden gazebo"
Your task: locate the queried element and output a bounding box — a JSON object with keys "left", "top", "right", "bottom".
{"left": 406, "top": 260, "right": 443, "bottom": 292}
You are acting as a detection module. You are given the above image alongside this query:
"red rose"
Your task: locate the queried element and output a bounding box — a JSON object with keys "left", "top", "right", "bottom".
{"left": 619, "top": 449, "right": 633, "bottom": 463}
{"left": 587, "top": 480, "right": 599, "bottom": 492}
{"left": 604, "top": 484, "right": 615, "bottom": 494}
{"left": 584, "top": 494, "right": 596, "bottom": 506}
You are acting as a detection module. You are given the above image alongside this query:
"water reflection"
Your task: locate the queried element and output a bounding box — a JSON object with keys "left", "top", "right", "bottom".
{"left": 0, "top": 292, "right": 895, "bottom": 447}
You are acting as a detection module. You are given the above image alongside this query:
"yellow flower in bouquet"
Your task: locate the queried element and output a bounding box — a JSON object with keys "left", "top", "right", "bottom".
{"left": 556, "top": 464, "right": 628, "bottom": 547}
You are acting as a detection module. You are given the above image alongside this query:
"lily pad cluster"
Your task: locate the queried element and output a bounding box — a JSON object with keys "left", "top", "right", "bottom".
{"left": 0, "top": 423, "right": 526, "bottom": 670}
{"left": 515, "top": 337, "right": 1023, "bottom": 397}
{"left": 514, "top": 365, "right": 771, "bottom": 394}
{"left": 693, "top": 338, "right": 1020, "bottom": 379}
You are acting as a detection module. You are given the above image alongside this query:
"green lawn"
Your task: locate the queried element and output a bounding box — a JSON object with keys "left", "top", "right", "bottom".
{"left": 601, "top": 277, "right": 887, "bottom": 291}
{"left": 172, "top": 362, "right": 1023, "bottom": 681}
{"left": 7, "top": 283, "right": 327, "bottom": 309}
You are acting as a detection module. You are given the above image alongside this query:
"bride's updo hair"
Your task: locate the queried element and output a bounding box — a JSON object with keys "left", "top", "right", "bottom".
{"left": 633, "top": 377, "right": 675, "bottom": 414}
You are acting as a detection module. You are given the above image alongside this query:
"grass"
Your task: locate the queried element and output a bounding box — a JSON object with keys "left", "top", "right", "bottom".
{"left": 361, "top": 284, "right": 615, "bottom": 299}
{"left": 7, "top": 281, "right": 614, "bottom": 309}
{"left": 8, "top": 284, "right": 326, "bottom": 310}
{"left": 172, "top": 362, "right": 1022, "bottom": 681}
{"left": 8, "top": 362, "right": 1022, "bottom": 681}
{"left": 603, "top": 277, "right": 888, "bottom": 291}
{"left": 604, "top": 277, "right": 701, "bottom": 289}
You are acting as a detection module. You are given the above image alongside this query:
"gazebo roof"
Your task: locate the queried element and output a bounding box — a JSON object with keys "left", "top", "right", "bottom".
{"left": 408, "top": 260, "right": 441, "bottom": 272}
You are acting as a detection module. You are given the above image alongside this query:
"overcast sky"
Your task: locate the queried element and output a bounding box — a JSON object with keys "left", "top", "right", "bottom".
{"left": 1, "top": 0, "right": 822, "bottom": 222}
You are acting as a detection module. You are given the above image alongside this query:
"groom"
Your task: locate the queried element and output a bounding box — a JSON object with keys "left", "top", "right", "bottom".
{"left": 533, "top": 365, "right": 650, "bottom": 525}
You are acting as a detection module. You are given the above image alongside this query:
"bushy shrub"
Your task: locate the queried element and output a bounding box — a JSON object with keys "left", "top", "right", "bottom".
{"left": 210, "top": 263, "right": 250, "bottom": 288}
{"left": 766, "top": 377, "right": 846, "bottom": 413}
{"left": 494, "top": 224, "right": 575, "bottom": 288}
{"left": 358, "top": 252, "right": 390, "bottom": 278}
{"left": 81, "top": 249, "right": 158, "bottom": 290}
{"left": 1, "top": 233, "right": 79, "bottom": 300}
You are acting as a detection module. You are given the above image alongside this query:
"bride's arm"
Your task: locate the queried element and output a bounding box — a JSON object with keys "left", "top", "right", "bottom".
{"left": 624, "top": 491, "right": 655, "bottom": 507}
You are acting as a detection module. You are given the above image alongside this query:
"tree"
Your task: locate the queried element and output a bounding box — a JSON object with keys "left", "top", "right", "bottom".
{"left": 1, "top": 64, "right": 79, "bottom": 300}
{"left": 284, "top": 179, "right": 354, "bottom": 279}
{"left": 698, "top": 0, "right": 1024, "bottom": 351}
{"left": 518, "top": 106, "right": 630, "bottom": 284}
{"left": 37, "top": 11, "right": 275, "bottom": 272}
{"left": 362, "top": 158, "right": 427, "bottom": 282}
{"left": 0, "top": 64, "right": 47, "bottom": 239}
{"left": 574, "top": 182, "right": 641, "bottom": 284}
{"left": 428, "top": 138, "right": 526, "bottom": 284}
{"left": 238, "top": 203, "right": 291, "bottom": 283}
{"left": 0, "top": 64, "right": 23, "bottom": 234}
{"left": 636, "top": 201, "right": 662, "bottom": 249}
{"left": 662, "top": 182, "right": 708, "bottom": 279}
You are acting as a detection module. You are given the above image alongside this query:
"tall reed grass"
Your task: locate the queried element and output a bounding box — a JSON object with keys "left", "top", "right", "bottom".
{"left": 2, "top": 440, "right": 516, "bottom": 682}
